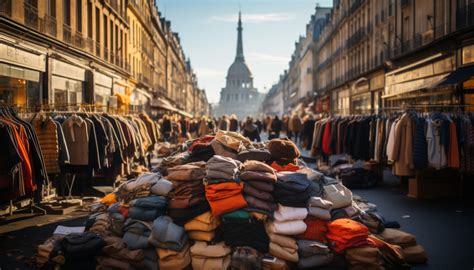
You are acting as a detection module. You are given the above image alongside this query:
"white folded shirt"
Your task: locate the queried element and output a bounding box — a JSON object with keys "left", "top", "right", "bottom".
{"left": 273, "top": 204, "right": 308, "bottom": 222}
{"left": 267, "top": 220, "right": 307, "bottom": 235}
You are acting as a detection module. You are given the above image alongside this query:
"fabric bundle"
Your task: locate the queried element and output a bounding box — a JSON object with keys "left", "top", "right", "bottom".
{"left": 307, "top": 196, "right": 333, "bottom": 220}
{"left": 274, "top": 172, "right": 313, "bottom": 207}
{"left": 326, "top": 218, "right": 370, "bottom": 253}
{"left": 215, "top": 212, "right": 269, "bottom": 253}
{"left": 157, "top": 243, "right": 192, "bottom": 270}
{"left": 296, "top": 216, "right": 328, "bottom": 243}
{"left": 35, "top": 235, "right": 64, "bottom": 267}
{"left": 128, "top": 196, "right": 168, "bottom": 221}
{"left": 204, "top": 155, "right": 247, "bottom": 216}
{"left": 230, "top": 245, "right": 264, "bottom": 270}
{"left": 267, "top": 138, "right": 301, "bottom": 162}
{"left": 378, "top": 228, "right": 427, "bottom": 265}
{"left": 296, "top": 240, "right": 334, "bottom": 268}
{"left": 61, "top": 232, "right": 106, "bottom": 269}
{"left": 190, "top": 241, "right": 232, "bottom": 270}
{"left": 241, "top": 160, "right": 278, "bottom": 217}
{"left": 97, "top": 236, "right": 145, "bottom": 269}
{"left": 167, "top": 162, "right": 209, "bottom": 225}
{"left": 148, "top": 216, "right": 188, "bottom": 251}
{"left": 345, "top": 246, "right": 384, "bottom": 270}
{"left": 267, "top": 231, "right": 299, "bottom": 263}
{"left": 184, "top": 211, "right": 220, "bottom": 241}
{"left": 122, "top": 219, "right": 153, "bottom": 250}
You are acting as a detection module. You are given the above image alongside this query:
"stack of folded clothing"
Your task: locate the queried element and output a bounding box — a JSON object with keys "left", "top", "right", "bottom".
{"left": 190, "top": 241, "right": 232, "bottom": 270}
{"left": 86, "top": 212, "right": 111, "bottom": 236}
{"left": 274, "top": 172, "right": 313, "bottom": 208}
{"left": 205, "top": 155, "right": 247, "bottom": 216}
{"left": 296, "top": 240, "right": 334, "bottom": 268}
{"left": 296, "top": 216, "right": 328, "bottom": 243}
{"left": 211, "top": 131, "right": 245, "bottom": 159}
{"left": 97, "top": 236, "right": 145, "bottom": 269}
{"left": 167, "top": 162, "right": 210, "bottom": 225}
{"left": 326, "top": 218, "right": 370, "bottom": 253}
{"left": 215, "top": 210, "right": 269, "bottom": 253}
{"left": 184, "top": 211, "right": 220, "bottom": 241}
{"left": 61, "top": 232, "right": 106, "bottom": 269}
{"left": 36, "top": 235, "right": 65, "bottom": 267}
{"left": 128, "top": 195, "right": 168, "bottom": 221}
{"left": 345, "top": 246, "right": 384, "bottom": 270}
{"left": 307, "top": 196, "right": 333, "bottom": 220}
{"left": 377, "top": 228, "right": 428, "bottom": 265}
{"left": 122, "top": 219, "right": 153, "bottom": 250}
{"left": 148, "top": 216, "right": 188, "bottom": 251}
{"left": 230, "top": 245, "right": 264, "bottom": 270}
{"left": 156, "top": 243, "right": 192, "bottom": 270}
{"left": 240, "top": 160, "right": 278, "bottom": 217}
{"left": 187, "top": 135, "right": 215, "bottom": 162}
{"left": 265, "top": 204, "right": 308, "bottom": 263}
{"left": 237, "top": 148, "right": 271, "bottom": 162}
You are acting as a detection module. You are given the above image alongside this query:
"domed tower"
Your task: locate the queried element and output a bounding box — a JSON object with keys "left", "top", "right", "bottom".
{"left": 217, "top": 12, "right": 261, "bottom": 118}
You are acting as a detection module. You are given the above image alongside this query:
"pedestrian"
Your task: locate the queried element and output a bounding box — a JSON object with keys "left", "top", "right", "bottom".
{"left": 179, "top": 116, "right": 190, "bottom": 142}
{"left": 161, "top": 114, "right": 172, "bottom": 142}
{"left": 270, "top": 115, "right": 282, "bottom": 139}
{"left": 301, "top": 113, "right": 316, "bottom": 151}
{"left": 255, "top": 118, "right": 263, "bottom": 134}
{"left": 242, "top": 117, "right": 261, "bottom": 142}
{"left": 229, "top": 114, "right": 239, "bottom": 132}
{"left": 219, "top": 115, "right": 230, "bottom": 131}
{"left": 282, "top": 114, "right": 290, "bottom": 139}
{"left": 289, "top": 114, "right": 303, "bottom": 144}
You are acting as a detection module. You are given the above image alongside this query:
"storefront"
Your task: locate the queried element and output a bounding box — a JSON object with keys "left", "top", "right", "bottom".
{"left": 459, "top": 44, "right": 474, "bottom": 111}
{"left": 130, "top": 88, "right": 151, "bottom": 113}
{"left": 369, "top": 71, "right": 385, "bottom": 113}
{"left": 332, "top": 87, "right": 350, "bottom": 115}
{"left": 50, "top": 57, "right": 88, "bottom": 110}
{"left": 383, "top": 53, "right": 456, "bottom": 108}
{"left": 0, "top": 40, "right": 45, "bottom": 108}
{"left": 350, "top": 78, "right": 370, "bottom": 114}
{"left": 93, "top": 71, "right": 113, "bottom": 110}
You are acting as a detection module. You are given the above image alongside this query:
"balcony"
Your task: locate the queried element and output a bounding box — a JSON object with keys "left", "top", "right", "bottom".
{"left": 0, "top": 0, "right": 12, "bottom": 17}
{"left": 104, "top": 48, "right": 109, "bottom": 62}
{"left": 62, "top": 24, "right": 72, "bottom": 44}
{"left": 456, "top": 3, "right": 474, "bottom": 30}
{"left": 39, "top": 14, "right": 57, "bottom": 37}
{"left": 349, "top": 0, "right": 365, "bottom": 14}
{"left": 85, "top": 37, "right": 94, "bottom": 54}
{"left": 73, "top": 31, "right": 85, "bottom": 49}
{"left": 104, "top": 0, "right": 126, "bottom": 20}
{"left": 24, "top": 2, "right": 39, "bottom": 30}
{"left": 95, "top": 41, "right": 100, "bottom": 56}
{"left": 348, "top": 28, "right": 366, "bottom": 47}
{"left": 110, "top": 51, "right": 115, "bottom": 65}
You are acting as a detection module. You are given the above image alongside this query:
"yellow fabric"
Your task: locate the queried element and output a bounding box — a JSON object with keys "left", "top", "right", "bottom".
{"left": 100, "top": 193, "right": 117, "bottom": 206}
{"left": 115, "top": 93, "right": 130, "bottom": 105}
{"left": 188, "top": 230, "right": 215, "bottom": 241}
{"left": 184, "top": 211, "right": 220, "bottom": 232}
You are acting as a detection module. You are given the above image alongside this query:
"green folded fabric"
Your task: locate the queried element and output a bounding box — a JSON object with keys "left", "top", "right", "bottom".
{"left": 221, "top": 210, "right": 250, "bottom": 219}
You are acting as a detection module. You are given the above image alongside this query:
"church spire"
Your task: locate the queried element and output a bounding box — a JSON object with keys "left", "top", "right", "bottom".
{"left": 235, "top": 11, "right": 245, "bottom": 62}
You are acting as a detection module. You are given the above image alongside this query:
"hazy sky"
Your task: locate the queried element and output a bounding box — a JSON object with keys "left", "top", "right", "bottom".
{"left": 157, "top": 0, "right": 333, "bottom": 104}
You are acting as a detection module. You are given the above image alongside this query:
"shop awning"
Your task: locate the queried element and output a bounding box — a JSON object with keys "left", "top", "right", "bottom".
{"left": 151, "top": 98, "right": 176, "bottom": 111}
{"left": 436, "top": 65, "right": 474, "bottom": 87}
{"left": 382, "top": 73, "right": 449, "bottom": 99}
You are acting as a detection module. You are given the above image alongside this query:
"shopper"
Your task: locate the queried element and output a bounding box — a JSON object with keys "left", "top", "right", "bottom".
{"left": 242, "top": 117, "right": 261, "bottom": 142}
{"left": 270, "top": 115, "right": 282, "bottom": 139}
{"left": 219, "top": 115, "right": 230, "bottom": 131}
{"left": 229, "top": 114, "right": 239, "bottom": 132}
{"left": 289, "top": 114, "right": 303, "bottom": 144}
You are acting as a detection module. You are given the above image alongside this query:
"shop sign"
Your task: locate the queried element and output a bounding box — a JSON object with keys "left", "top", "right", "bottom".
{"left": 51, "top": 59, "right": 85, "bottom": 81}
{"left": 370, "top": 72, "right": 385, "bottom": 91}
{"left": 0, "top": 43, "right": 45, "bottom": 71}
{"left": 94, "top": 71, "right": 113, "bottom": 88}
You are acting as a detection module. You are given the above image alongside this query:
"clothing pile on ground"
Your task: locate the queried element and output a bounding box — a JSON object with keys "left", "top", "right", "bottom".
{"left": 34, "top": 133, "right": 428, "bottom": 270}
{"left": 310, "top": 113, "right": 474, "bottom": 175}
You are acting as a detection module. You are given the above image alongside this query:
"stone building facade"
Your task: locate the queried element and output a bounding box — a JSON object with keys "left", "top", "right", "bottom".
{"left": 0, "top": 0, "right": 208, "bottom": 117}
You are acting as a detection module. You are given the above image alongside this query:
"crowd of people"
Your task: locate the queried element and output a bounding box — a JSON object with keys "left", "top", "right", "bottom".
{"left": 159, "top": 113, "right": 316, "bottom": 150}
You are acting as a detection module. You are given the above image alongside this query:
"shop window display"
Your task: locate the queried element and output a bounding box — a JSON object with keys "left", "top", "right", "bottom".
{"left": 0, "top": 63, "right": 40, "bottom": 107}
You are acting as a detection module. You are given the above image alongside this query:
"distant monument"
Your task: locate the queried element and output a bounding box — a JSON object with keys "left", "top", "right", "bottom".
{"left": 216, "top": 12, "right": 262, "bottom": 119}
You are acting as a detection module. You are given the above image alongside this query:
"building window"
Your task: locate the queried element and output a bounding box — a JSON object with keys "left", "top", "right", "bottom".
{"left": 76, "top": 0, "right": 82, "bottom": 33}
{"left": 63, "top": 0, "right": 70, "bottom": 26}
{"left": 87, "top": 1, "right": 92, "bottom": 38}
{"left": 103, "top": 15, "right": 108, "bottom": 58}
{"left": 462, "top": 44, "right": 474, "bottom": 65}
{"left": 46, "top": 0, "right": 56, "bottom": 17}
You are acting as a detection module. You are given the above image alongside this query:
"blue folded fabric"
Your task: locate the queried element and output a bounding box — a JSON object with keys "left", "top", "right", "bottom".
{"left": 128, "top": 196, "right": 168, "bottom": 221}
{"left": 148, "top": 216, "right": 188, "bottom": 251}
{"left": 123, "top": 219, "right": 152, "bottom": 250}
{"left": 130, "top": 196, "right": 168, "bottom": 209}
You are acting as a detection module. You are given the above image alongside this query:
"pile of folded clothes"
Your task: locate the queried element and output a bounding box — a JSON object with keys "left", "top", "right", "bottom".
{"left": 297, "top": 239, "right": 334, "bottom": 269}
{"left": 166, "top": 162, "right": 209, "bottom": 225}
{"left": 241, "top": 160, "right": 277, "bottom": 217}
{"left": 97, "top": 236, "right": 145, "bottom": 269}
{"left": 34, "top": 132, "right": 428, "bottom": 270}
{"left": 204, "top": 155, "right": 247, "bottom": 216}
{"left": 149, "top": 216, "right": 190, "bottom": 270}
{"left": 184, "top": 211, "right": 220, "bottom": 241}
{"left": 190, "top": 241, "right": 232, "bottom": 270}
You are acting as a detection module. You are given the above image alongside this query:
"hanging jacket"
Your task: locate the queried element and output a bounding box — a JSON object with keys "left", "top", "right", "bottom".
{"left": 426, "top": 119, "right": 447, "bottom": 169}
{"left": 412, "top": 117, "right": 428, "bottom": 169}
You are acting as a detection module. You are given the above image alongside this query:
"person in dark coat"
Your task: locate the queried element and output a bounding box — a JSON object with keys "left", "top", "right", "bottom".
{"left": 270, "top": 115, "right": 282, "bottom": 139}
{"left": 242, "top": 117, "right": 261, "bottom": 142}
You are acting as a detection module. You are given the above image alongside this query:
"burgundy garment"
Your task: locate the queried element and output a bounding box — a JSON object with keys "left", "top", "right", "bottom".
{"left": 244, "top": 195, "right": 278, "bottom": 213}
{"left": 243, "top": 184, "right": 274, "bottom": 201}
{"left": 240, "top": 171, "right": 276, "bottom": 182}
{"left": 322, "top": 120, "right": 332, "bottom": 155}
